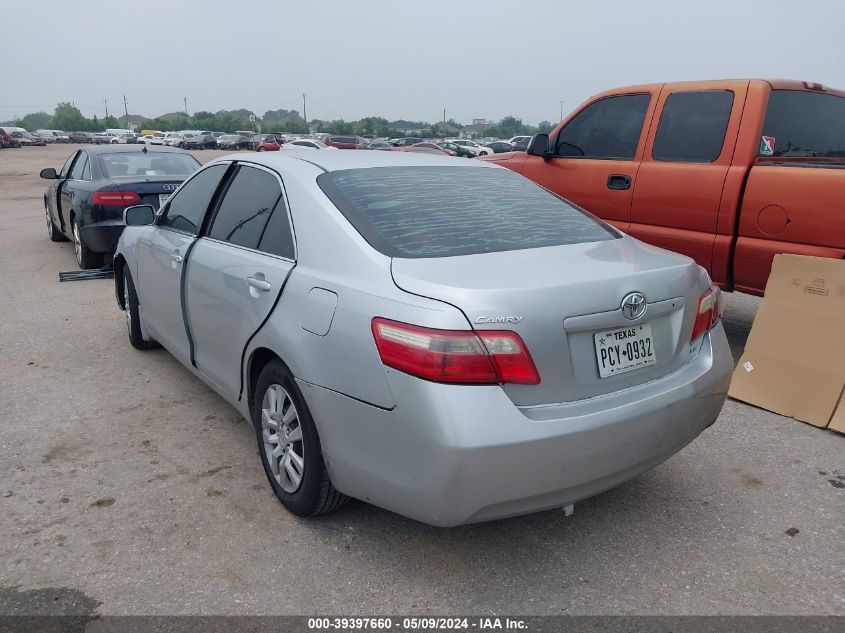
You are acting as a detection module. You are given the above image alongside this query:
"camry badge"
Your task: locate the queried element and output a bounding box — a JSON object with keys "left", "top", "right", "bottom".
{"left": 475, "top": 316, "right": 523, "bottom": 324}
{"left": 621, "top": 292, "right": 647, "bottom": 320}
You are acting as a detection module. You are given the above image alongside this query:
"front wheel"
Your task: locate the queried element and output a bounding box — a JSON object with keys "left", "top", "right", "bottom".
{"left": 71, "top": 218, "right": 102, "bottom": 269}
{"left": 123, "top": 268, "right": 157, "bottom": 349}
{"left": 253, "top": 360, "right": 348, "bottom": 517}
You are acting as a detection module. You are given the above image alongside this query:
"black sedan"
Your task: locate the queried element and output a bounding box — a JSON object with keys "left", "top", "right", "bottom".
{"left": 436, "top": 141, "right": 475, "bottom": 158}
{"left": 486, "top": 141, "right": 514, "bottom": 153}
{"left": 216, "top": 134, "right": 252, "bottom": 150}
{"left": 183, "top": 133, "right": 218, "bottom": 150}
{"left": 41, "top": 145, "right": 201, "bottom": 269}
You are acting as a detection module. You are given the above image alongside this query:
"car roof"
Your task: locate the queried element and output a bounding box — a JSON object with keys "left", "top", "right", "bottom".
{"left": 212, "top": 149, "right": 500, "bottom": 174}
{"left": 84, "top": 145, "right": 192, "bottom": 156}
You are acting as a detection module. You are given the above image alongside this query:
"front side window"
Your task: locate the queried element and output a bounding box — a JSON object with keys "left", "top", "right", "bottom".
{"left": 556, "top": 93, "right": 650, "bottom": 160}
{"left": 652, "top": 90, "right": 734, "bottom": 163}
{"left": 207, "top": 166, "right": 281, "bottom": 250}
{"left": 761, "top": 90, "right": 845, "bottom": 158}
{"left": 318, "top": 166, "right": 616, "bottom": 258}
{"left": 161, "top": 164, "right": 229, "bottom": 235}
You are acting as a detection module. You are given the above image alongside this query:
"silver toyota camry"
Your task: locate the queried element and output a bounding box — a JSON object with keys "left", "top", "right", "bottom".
{"left": 114, "top": 150, "right": 732, "bottom": 526}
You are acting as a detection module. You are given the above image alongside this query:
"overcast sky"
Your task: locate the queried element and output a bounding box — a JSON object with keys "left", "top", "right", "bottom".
{"left": 2, "top": 0, "right": 843, "bottom": 124}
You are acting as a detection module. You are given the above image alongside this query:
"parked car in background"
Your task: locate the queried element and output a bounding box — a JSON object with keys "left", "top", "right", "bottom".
{"left": 507, "top": 135, "right": 532, "bottom": 146}
{"left": 183, "top": 133, "right": 219, "bottom": 150}
{"left": 390, "top": 137, "right": 424, "bottom": 147}
{"left": 12, "top": 131, "right": 46, "bottom": 146}
{"left": 117, "top": 133, "right": 138, "bottom": 144}
{"left": 510, "top": 137, "right": 531, "bottom": 152}
{"left": 41, "top": 145, "right": 200, "bottom": 269}
{"left": 486, "top": 140, "right": 514, "bottom": 153}
{"left": 482, "top": 79, "right": 845, "bottom": 296}
{"left": 36, "top": 130, "right": 70, "bottom": 143}
{"left": 91, "top": 132, "right": 111, "bottom": 144}
{"left": 447, "top": 139, "right": 494, "bottom": 156}
{"left": 324, "top": 135, "right": 366, "bottom": 149}
{"left": 436, "top": 141, "right": 476, "bottom": 158}
{"left": 399, "top": 142, "right": 456, "bottom": 156}
{"left": 283, "top": 139, "right": 335, "bottom": 150}
{"left": 112, "top": 150, "right": 731, "bottom": 526}
{"left": 0, "top": 127, "right": 22, "bottom": 148}
{"left": 138, "top": 132, "right": 167, "bottom": 145}
{"left": 254, "top": 134, "right": 285, "bottom": 151}
{"left": 217, "top": 134, "right": 252, "bottom": 150}
{"left": 68, "top": 131, "right": 93, "bottom": 143}
{"left": 363, "top": 141, "right": 394, "bottom": 151}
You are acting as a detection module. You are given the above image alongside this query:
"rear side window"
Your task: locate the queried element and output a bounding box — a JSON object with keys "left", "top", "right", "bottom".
{"left": 207, "top": 165, "right": 281, "bottom": 250}
{"left": 652, "top": 90, "right": 734, "bottom": 163}
{"left": 70, "top": 154, "right": 88, "bottom": 180}
{"left": 761, "top": 90, "right": 845, "bottom": 158}
{"left": 317, "top": 166, "right": 616, "bottom": 258}
{"left": 556, "top": 94, "right": 650, "bottom": 160}
{"left": 258, "top": 195, "right": 295, "bottom": 259}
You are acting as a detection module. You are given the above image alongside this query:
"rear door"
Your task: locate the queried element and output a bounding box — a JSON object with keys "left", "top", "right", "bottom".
{"left": 520, "top": 91, "right": 658, "bottom": 232}
{"left": 136, "top": 163, "right": 231, "bottom": 364}
{"left": 629, "top": 82, "right": 747, "bottom": 273}
{"left": 185, "top": 163, "right": 296, "bottom": 397}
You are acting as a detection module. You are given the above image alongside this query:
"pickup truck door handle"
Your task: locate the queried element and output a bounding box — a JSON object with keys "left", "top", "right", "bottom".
{"left": 246, "top": 275, "right": 272, "bottom": 292}
{"left": 607, "top": 174, "right": 632, "bottom": 190}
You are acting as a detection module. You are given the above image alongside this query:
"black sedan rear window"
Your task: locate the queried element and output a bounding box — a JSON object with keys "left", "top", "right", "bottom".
{"left": 99, "top": 152, "right": 200, "bottom": 178}
{"left": 317, "top": 166, "right": 616, "bottom": 258}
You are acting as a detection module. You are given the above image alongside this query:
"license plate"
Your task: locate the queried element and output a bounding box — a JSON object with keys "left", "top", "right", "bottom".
{"left": 594, "top": 322, "right": 657, "bottom": 378}
{"left": 159, "top": 193, "right": 171, "bottom": 207}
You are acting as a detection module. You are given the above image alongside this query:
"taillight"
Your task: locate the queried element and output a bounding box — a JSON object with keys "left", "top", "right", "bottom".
{"left": 92, "top": 191, "right": 141, "bottom": 205}
{"left": 371, "top": 318, "right": 540, "bottom": 385}
{"left": 690, "top": 286, "right": 724, "bottom": 342}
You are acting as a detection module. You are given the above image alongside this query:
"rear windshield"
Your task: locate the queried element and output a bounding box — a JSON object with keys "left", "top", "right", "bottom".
{"left": 317, "top": 166, "right": 616, "bottom": 258}
{"left": 99, "top": 152, "right": 200, "bottom": 178}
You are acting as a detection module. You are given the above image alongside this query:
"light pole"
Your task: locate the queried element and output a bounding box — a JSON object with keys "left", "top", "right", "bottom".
{"left": 302, "top": 93, "right": 307, "bottom": 128}
{"left": 560, "top": 100, "right": 564, "bottom": 122}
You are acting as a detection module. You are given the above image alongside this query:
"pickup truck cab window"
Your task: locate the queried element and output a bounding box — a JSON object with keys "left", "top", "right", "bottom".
{"left": 761, "top": 90, "right": 845, "bottom": 158}
{"left": 556, "top": 94, "right": 650, "bottom": 160}
{"left": 652, "top": 90, "right": 734, "bottom": 163}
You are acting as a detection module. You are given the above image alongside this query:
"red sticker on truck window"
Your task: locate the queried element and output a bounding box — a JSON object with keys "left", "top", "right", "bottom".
{"left": 759, "top": 136, "right": 775, "bottom": 156}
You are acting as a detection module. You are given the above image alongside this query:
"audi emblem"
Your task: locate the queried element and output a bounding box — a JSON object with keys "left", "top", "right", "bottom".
{"left": 621, "top": 292, "right": 647, "bottom": 320}
{"left": 162, "top": 184, "right": 178, "bottom": 191}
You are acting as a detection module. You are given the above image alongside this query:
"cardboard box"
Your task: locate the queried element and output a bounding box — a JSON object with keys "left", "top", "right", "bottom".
{"left": 729, "top": 254, "right": 845, "bottom": 433}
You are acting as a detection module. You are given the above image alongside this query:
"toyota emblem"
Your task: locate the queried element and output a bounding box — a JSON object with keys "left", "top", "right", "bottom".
{"left": 621, "top": 292, "right": 647, "bottom": 320}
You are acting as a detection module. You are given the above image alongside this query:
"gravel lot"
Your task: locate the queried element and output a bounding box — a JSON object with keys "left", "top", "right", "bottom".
{"left": 0, "top": 144, "right": 842, "bottom": 616}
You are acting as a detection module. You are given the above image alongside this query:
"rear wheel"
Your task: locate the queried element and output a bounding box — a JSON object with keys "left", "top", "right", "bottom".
{"left": 71, "top": 218, "right": 102, "bottom": 269}
{"left": 253, "top": 360, "right": 348, "bottom": 517}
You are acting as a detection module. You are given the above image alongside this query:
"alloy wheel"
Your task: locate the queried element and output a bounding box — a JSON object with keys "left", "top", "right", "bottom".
{"left": 45, "top": 207, "right": 53, "bottom": 239}
{"left": 123, "top": 277, "right": 132, "bottom": 334}
{"left": 261, "top": 383, "right": 305, "bottom": 493}
{"left": 72, "top": 221, "right": 82, "bottom": 265}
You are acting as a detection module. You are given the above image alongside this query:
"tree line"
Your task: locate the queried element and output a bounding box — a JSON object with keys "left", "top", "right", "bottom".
{"left": 6, "top": 103, "right": 556, "bottom": 139}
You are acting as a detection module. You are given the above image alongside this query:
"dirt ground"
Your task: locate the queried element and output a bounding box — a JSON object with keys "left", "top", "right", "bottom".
{"left": 0, "top": 144, "right": 842, "bottom": 616}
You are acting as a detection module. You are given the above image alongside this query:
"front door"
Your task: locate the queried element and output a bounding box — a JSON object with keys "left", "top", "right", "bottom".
{"left": 135, "top": 163, "right": 231, "bottom": 364}
{"left": 185, "top": 164, "right": 296, "bottom": 397}
{"left": 520, "top": 92, "right": 656, "bottom": 232}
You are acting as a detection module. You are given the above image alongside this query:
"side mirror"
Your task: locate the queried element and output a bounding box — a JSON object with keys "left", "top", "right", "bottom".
{"left": 40, "top": 167, "right": 58, "bottom": 179}
{"left": 526, "top": 134, "right": 551, "bottom": 157}
{"left": 124, "top": 204, "right": 156, "bottom": 226}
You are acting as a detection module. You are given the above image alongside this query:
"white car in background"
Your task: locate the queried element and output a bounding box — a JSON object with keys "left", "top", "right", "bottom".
{"left": 446, "top": 139, "right": 495, "bottom": 156}
{"left": 283, "top": 139, "right": 337, "bottom": 150}
{"left": 138, "top": 132, "right": 167, "bottom": 145}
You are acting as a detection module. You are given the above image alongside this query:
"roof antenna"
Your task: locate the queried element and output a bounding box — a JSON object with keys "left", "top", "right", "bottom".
{"left": 142, "top": 145, "right": 148, "bottom": 153}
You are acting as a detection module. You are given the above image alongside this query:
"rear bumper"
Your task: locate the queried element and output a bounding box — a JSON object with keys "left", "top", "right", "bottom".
{"left": 81, "top": 219, "right": 125, "bottom": 254}
{"left": 300, "top": 325, "right": 732, "bottom": 527}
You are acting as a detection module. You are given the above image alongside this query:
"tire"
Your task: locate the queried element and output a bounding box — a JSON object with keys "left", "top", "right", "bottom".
{"left": 253, "top": 360, "right": 348, "bottom": 517}
{"left": 123, "top": 268, "right": 156, "bottom": 349}
{"left": 71, "top": 217, "right": 102, "bottom": 269}
{"left": 46, "top": 204, "right": 67, "bottom": 242}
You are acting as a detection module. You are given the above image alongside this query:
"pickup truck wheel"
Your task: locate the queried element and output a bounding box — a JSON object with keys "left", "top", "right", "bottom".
{"left": 71, "top": 218, "right": 102, "bottom": 269}
{"left": 46, "top": 206, "right": 67, "bottom": 242}
{"left": 123, "top": 268, "right": 157, "bottom": 349}
{"left": 253, "top": 361, "right": 349, "bottom": 517}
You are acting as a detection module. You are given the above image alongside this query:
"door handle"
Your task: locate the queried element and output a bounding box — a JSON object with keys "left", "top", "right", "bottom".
{"left": 607, "top": 174, "right": 632, "bottom": 190}
{"left": 172, "top": 254, "right": 183, "bottom": 264}
{"left": 246, "top": 275, "right": 272, "bottom": 292}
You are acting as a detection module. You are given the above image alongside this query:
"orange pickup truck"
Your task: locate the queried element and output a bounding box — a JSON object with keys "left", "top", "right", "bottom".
{"left": 482, "top": 79, "right": 845, "bottom": 295}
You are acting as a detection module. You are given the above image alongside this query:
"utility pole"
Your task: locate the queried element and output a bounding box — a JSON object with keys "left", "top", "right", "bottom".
{"left": 103, "top": 98, "right": 109, "bottom": 118}
{"left": 183, "top": 97, "right": 188, "bottom": 116}
{"left": 123, "top": 95, "right": 129, "bottom": 120}
{"left": 560, "top": 100, "right": 565, "bottom": 122}
{"left": 443, "top": 108, "right": 446, "bottom": 124}
{"left": 302, "top": 93, "right": 307, "bottom": 127}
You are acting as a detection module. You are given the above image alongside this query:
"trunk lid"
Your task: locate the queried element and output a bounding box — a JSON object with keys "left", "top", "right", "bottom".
{"left": 391, "top": 236, "right": 708, "bottom": 406}
{"left": 109, "top": 177, "right": 185, "bottom": 209}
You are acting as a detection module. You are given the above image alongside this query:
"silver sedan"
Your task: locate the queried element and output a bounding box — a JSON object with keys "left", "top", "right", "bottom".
{"left": 113, "top": 150, "right": 732, "bottom": 526}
